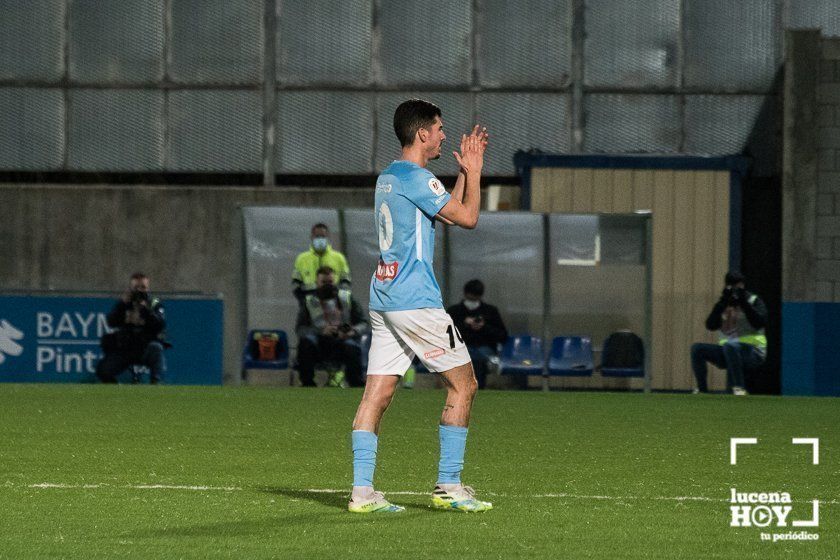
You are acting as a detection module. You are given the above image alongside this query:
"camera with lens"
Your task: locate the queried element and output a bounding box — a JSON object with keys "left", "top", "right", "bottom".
{"left": 131, "top": 290, "right": 150, "bottom": 305}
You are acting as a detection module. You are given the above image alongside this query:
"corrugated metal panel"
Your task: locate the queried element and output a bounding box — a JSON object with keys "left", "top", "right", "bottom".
{"left": 374, "top": 92, "right": 473, "bottom": 175}
{"left": 378, "top": 0, "right": 472, "bottom": 86}
{"left": 169, "top": 0, "right": 263, "bottom": 84}
{"left": 584, "top": 0, "right": 679, "bottom": 88}
{"left": 68, "top": 89, "right": 164, "bottom": 171}
{"left": 683, "top": 94, "right": 765, "bottom": 154}
{"left": 0, "top": 0, "right": 64, "bottom": 81}
{"left": 168, "top": 90, "right": 262, "bottom": 171}
{"left": 477, "top": 92, "right": 569, "bottom": 175}
{"left": 584, "top": 94, "right": 679, "bottom": 153}
{"left": 277, "top": 0, "right": 372, "bottom": 86}
{"left": 684, "top": 0, "right": 778, "bottom": 91}
{"left": 276, "top": 91, "right": 373, "bottom": 173}
{"left": 449, "top": 213, "right": 546, "bottom": 334}
{"left": 68, "top": 0, "right": 164, "bottom": 83}
{"left": 476, "top": 0, "right": 571, "bottom": 88}
{"left": 786, "top": 0, "right": 840, "bottom": 37}
{"left": 0, "top": 88, "right": 64, "bottom": 170}
{"left": 243, "top": 207, "right": 340, "bottom": 339}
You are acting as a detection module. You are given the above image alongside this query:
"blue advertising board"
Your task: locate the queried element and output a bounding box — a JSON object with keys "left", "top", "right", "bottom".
{"left": 0, "top": 295, "right": 223, "bottom": 385}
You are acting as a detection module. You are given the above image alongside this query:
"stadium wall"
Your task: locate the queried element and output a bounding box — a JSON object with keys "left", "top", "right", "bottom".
{"left": 0, "top": 184, "right": 372, "bottom": 384}
{"left": 781, "top": 30, "right": 840, "bottom": 395}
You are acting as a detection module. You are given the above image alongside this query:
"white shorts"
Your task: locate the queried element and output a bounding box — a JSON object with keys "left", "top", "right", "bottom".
{"left": 367, "top": 308, "right": 471, "bottom": 376}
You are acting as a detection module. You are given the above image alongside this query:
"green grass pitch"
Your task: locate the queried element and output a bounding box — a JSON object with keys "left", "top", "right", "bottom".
{"left": 0, "top": 384, "right": 837, "bottom": 559}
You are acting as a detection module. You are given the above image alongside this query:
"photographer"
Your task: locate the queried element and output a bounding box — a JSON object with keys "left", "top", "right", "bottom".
{"left": 295, "top": 266, "right": 368, "bottom": 387}
{"left": 691, "top": 272, "right": 767, "bottom": 396}
{"left": 96, "top": 272, "right": 168, "bottom": 384}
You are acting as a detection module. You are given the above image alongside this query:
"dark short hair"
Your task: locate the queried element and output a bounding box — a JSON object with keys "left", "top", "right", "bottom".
{"left": 464, "top": 279, "right": 484, "bottom": 297}
{"left": 393, "top": 99, "right": 442, "bottom": 147}
{"left": 725, "top": 271, "right": 745, "bottom": 286}
{"left": 317, "top": 266, "right": 335, "bottom": 277}
{"left": 130, "top": 272, "right": 147, "bottom": 281}
{"left": 311, "top": 223, "right": 329, "bottom": 233}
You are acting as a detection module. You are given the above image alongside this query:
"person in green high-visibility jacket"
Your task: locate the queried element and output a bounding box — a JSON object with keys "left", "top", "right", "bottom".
{"left": 292, "top": 223, "right": 351, "bottom": 301}
{"left": 691, "top": 272, "right": 767, "bottom": 396}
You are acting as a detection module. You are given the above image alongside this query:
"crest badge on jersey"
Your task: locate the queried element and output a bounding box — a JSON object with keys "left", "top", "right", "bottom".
{"left": 427, "top": 178, "right": 445, "bottom": 196}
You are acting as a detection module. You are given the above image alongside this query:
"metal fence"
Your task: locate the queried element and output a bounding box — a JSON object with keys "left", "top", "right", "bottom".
{"left": 1, "top": 0, "right": 838, "bottom": 178}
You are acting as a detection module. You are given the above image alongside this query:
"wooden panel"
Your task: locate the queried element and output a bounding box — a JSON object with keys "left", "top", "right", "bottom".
{"left": 709, "top": 172, "right": 731, "bottom": 392}
{"left": 670, "top": 171, "right": 697, "bottom": 390}
{"left": 632, "top": 170, "right": 654, "bottom": 211}
{"left": 713, "top": 172, "right": 730, "bottom": 290}
{"left": 571, "top": 168, "right": 594, "bottom": 212}
{"left": 592, "top": 169, "right": 613, "bottom": 212}
{"left": 612, "top": 169, "right": 634, "bottom": 212}
{"left": 651, "top": 170, "right": 675, "bottom": 390}
{"left": 530, "top": 168, "right": 552, "bottom": 212}
{"left": 550, "top": 168, "right": 574, "bottom": 213}
{"left": 690, "top": 171, "right": 717, "bottom": 390}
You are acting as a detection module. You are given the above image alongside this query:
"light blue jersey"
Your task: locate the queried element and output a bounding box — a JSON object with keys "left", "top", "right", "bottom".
{"left": 369, "top": 160, "right": 451, "bottom": 311}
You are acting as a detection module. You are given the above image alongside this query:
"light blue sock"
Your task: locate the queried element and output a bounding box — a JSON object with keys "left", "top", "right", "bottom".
{"left": 352, "top": 430, "right": 378, "bottom": 487}
{"left": 438, "top": 425, "right": 468, "bottom": 484}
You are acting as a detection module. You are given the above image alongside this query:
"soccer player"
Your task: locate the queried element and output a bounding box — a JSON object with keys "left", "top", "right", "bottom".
{"left": 349, "top": 99, "right": 491, "bottom": 513}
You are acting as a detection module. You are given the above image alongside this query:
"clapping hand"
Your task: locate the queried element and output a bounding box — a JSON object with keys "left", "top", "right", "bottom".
{"left": 453, "top": 125, "right": 489, "bottom": 175}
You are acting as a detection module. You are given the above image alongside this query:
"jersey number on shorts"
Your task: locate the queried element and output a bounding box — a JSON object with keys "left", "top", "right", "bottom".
{"left": 445, "top": 324, "right": 464, "bottom": 349}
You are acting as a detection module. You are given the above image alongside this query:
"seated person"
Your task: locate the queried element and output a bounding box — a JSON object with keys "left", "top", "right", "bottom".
{"left": 97, "top": 272, "right": 169, "bottom": 384}
{"left": 446, "top": 279, "right": 508, "bottom": 389}
{"left": 691, "top": 272, "right": 767, "bottom": 396}
{"left": 295, "top": 266, "right": 369, "bottom": 387}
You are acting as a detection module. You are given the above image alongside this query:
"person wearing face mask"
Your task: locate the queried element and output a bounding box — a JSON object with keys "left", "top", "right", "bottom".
{"left": 295, "top": 266, "right": 369, "bottom": 387}
{"left": 292, "top": 223, "right": 351, "bottom": 302}
{"left": 445, "top": 279, "right": 508, "bottom": 389}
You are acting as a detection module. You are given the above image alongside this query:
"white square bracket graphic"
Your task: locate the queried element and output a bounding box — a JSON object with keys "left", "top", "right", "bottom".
{"left": 730, "top": 437, "right": 758, "bottom": 465}
{"left": 792, "top": 437, "right": 820, "bottom": 465}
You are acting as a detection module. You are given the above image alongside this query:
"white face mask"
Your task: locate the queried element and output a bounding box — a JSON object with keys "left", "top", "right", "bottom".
{"left": 312, "top": 237, "right": 328, "bottom": 252}
{"left": 464, "top": 299, "right": 480, "bottom": 311}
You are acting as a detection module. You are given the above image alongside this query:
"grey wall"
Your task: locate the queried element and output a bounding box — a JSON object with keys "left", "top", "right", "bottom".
{"left": 783, "top": 31, "right": 840, "bottom": 302}
{"left": 0, "top": 184, "right": 372, "bottom": 383}
{"left": 3, "top": 0, "right": 839, "bottom": 179}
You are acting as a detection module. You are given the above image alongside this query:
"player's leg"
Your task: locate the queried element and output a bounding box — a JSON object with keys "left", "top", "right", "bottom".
{"left": 431, "top": 362, "right": 491, "bottom": 512}
{"left": 384, "top": 308, "right": 491, "bottom": 512}
{"left": 348, "top": 311, "right": 412, "bottom": 513}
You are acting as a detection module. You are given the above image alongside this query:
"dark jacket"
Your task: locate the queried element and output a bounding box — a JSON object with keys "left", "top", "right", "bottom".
{"left": 705, "top": 288, "right": 767, "bottom": 332}
{"left": 446, "top": 301, "right": 508, "bottom": 350}
{"left": 102, "top": 296, "right": 168, "bottom": 357}
{"left": 295, "top": 289, "right": 369, "bottom": 340}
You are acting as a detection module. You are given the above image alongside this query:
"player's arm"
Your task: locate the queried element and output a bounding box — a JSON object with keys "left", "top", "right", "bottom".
{"left": 436, "top": 128, "right": 483, "bottom": 226}
{"left": 437, "top": 126, "right": 488, "bottom": 229}
{"left": 435, "top": 170, "right": 466, "bottom": 226}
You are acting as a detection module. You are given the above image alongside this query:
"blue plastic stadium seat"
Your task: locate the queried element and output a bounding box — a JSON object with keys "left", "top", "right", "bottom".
{"left": 548, "top": 336, "right": 594, "bottom": 376}
{"left": 600, "top": 331, "right": 644, "bottom": 378}
{"left": 242, "top": 330, "right": 289, "bottom": 370}
{"left": 499, "top": 335, "right": 545, "bottom": 376}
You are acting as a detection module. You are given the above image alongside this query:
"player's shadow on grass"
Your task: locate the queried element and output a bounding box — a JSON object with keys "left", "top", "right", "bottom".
{"left": 260, "top": 486, "right": 428, "bottom": 512}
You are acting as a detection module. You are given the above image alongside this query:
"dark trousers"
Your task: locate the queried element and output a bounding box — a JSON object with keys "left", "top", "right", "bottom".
{"left": 467, "top": 345, "right": 496, "bottom": 389}
{"left": 691, "top": 341, "right": 764, "bottom": 392}
{"left": 296, "top": 334, "right": 364, "bottom": 387}
{"left": 96, "top": 342, "right": 166, "bottom": 384}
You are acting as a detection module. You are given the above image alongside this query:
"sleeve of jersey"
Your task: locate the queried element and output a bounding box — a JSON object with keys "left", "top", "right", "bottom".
{"left": 403, "top": 170, "right": 451, "bottom": 217}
